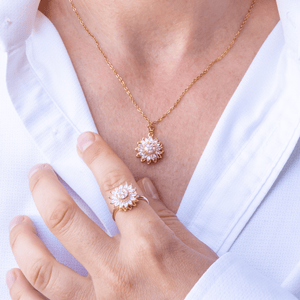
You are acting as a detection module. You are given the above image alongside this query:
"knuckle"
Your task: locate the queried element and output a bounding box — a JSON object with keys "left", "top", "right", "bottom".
{"left": 10, "top": 224, "right": 27, "bottom": 252}
{"left": 162, "top": 215, "right": 180, "bottom": 228}
{"left": 9, "top": 288, "right": 23, "bottom": 300}
{"left": 47, "top": 200, "right": 76, "bottom": 235}
{"left": 29, "top": 171, "right": 48, "bottom": 194}
{"left": 102, "top": 168, "right": 130, "bottom": 193}
{"left": 82, "top": 141, "right": 111, "bottom": 167}
{"left": 28, "top": 258, "right": 54, "bottom": 292}
{"left": 135, "top": 236, "right": 158, "bottom": 258}
{"left": 136, "top": 215, "right": 164, "bottom": 235}
{"left": 107, "top": 265, "right": 132, "bottom": 299}
{"left": 162, "top": 234, "right": 182, "bottom": 253}
{"left": 156, "top": 207, "right": 177, "bottom": 220}
{"left": 134, "top": 228, "right": 179, "bottom": 261}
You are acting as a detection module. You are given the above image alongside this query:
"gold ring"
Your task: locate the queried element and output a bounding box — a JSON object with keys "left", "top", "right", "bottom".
{"left": 109, "top": 183, "right": 149, "bottom": 221}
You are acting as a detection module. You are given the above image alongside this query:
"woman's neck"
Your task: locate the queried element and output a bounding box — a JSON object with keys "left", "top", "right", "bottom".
{"left": 40, "top": 0, "right": 252, "bottom": 66}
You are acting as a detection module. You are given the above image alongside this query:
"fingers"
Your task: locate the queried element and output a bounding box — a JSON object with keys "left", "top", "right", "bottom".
{"left": 28, "top": 164, "right": 115, "bottom": 271}
{"left": 7, "top": 268, "right": 48, "bottom": 300}
{"left": 77, "top": 132, "right": 163, "bottom": 236}
{"left": 138, "top": 178, "right": 218, "bottom": 259}
{"left": 9, "top": 215, "right": 95, "bottom": 300}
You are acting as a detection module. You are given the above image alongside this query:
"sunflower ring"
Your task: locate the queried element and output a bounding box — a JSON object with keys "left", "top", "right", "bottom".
{"left": 109, "top": 182, "right": 149, "bottom": 221}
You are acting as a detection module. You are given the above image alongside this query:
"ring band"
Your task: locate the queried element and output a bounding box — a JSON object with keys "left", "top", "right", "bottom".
{"left": 109, "top": 183, "right": 149, "bottom": 221}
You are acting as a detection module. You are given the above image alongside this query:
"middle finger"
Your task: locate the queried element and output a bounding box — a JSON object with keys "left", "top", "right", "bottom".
{"left": 77, "top": 132, "right": 164, "bottom": 237}
{"left": 28, "top": 164, "right": 115, "bottom": 272}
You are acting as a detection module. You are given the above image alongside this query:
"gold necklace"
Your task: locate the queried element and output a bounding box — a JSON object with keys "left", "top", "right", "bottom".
{"left": 69, "top": 0, "right": 256, "bottom": 165}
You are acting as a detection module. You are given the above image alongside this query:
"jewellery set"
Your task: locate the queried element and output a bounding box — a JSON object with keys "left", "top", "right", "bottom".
{"left": 69, "top": 0, "right": 256, "bottom": 165}
{"left": 69, "top": 0, "right": 256, "bottom": 218}
{"left": 109, "top": 183, "right": 149, "bottom": 221}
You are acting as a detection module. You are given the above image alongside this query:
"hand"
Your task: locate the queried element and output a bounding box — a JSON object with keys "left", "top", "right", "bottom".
{"left": 7, "top": 132, "right": 218, "bottom": 300}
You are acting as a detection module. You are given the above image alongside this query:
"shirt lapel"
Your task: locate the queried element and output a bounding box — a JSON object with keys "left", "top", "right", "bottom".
{"left": 6, "top": 11, "right": 118, "bottom": 236}
{"left": 7, "top": 4, "right": 300, "bottom": 255}
{"left": 177, "top": 21, "right": 300, "bottom": 255}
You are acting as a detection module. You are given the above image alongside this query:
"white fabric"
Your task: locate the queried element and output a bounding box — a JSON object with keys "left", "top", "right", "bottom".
{"left": 1, "top": 0, "right": 300, "bottom": 299}
{"left": 185, "top": 252, "right": 297, "bottom": 300}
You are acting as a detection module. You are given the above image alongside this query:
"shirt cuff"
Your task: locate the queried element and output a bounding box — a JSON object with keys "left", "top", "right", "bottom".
{"left": 185, "top": 252, "right": 297, "bottom": 300}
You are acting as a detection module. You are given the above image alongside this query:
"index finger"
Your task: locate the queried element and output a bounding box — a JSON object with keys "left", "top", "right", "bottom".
{"left": 77, "top": 132, "right": 163, "bottom": 236}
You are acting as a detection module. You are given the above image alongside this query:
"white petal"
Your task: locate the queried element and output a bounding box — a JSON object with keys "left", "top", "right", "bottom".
{"left": 128, "top": 200, "right": 133, "bottom": 205}
{"left": 124, "top": 202, "right": 128, "bottom": 208}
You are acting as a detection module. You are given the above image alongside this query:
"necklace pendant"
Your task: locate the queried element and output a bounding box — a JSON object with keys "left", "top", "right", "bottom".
{"left": 135, "top": 134, "right": 164, "bottom": 164}
{"left": 135, "top": 124, "right": 164, "bottom": 164}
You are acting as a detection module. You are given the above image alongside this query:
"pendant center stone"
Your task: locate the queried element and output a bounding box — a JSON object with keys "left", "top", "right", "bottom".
{"left": 135, "top": 135, "right": 164, "bottom": 164}
{"left": 118, "top": 189, "right": 128, "bottom": 200}
{"left": 145, "top": 144, "right": 155, "bottom": 154}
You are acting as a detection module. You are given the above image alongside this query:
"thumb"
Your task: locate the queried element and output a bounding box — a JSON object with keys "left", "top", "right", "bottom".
{"left": 137, "top": 177, "right": 218, "bottom": 259}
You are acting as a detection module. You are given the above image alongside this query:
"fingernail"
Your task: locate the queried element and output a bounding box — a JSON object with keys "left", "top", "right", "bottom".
{"left": 28, "top": 164, "right": 53, "bottom": 179}
{"left": 6, "top": 271, "right": 16, "bottom": 289}
{"left": 9, "top": 215, "right": 24, "bottom": 232}
{"left": 77, "top": 132, "right": 95, "bottom": 152}
{"left": 142, "top": 178, "right": 159, "bottom": 200}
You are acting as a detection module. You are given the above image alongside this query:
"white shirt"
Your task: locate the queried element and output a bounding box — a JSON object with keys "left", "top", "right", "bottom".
{"left": 1, "top": 0, "right": 300, "bottom": 299}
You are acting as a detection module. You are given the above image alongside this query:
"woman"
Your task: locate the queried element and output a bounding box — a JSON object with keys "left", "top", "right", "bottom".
{"left": 1, "top": 0, "right": 300, "bottom": 298}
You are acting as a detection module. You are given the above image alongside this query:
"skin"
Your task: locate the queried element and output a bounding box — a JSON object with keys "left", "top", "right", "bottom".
{"left": 7, "top": 0, "right": 280, "bottom": 298}
{"left": 8, "top": 132, "right": 218, "bottom": 299}
{"left": 38, "top": 0, "right": 280, "bottom": 213}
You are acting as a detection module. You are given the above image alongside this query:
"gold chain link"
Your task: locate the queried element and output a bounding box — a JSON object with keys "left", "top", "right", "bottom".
{"left": 69, "top": 0, "right": 256, "bottom": 128}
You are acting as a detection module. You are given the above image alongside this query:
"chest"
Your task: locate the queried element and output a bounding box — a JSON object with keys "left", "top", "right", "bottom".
{"left": 78, "top": 68, "right": 247, "bottom": 213}
{"left": 67, "top": 44, "right": 272, "bottom": 213}
{"left": 51, "top": 4, "right": 279, "bottom": 213}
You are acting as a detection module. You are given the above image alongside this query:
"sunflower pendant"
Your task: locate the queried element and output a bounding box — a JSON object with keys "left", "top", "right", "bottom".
{"left": 135, "top": 133, "right": 164, "bottom": 164}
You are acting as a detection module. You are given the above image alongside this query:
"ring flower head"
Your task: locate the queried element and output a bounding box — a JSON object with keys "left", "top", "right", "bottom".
{"left": 109, "top": 183, "right": 139, "bottom": 211}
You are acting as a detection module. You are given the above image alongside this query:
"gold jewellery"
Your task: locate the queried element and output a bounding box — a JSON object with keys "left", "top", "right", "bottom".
{"left": 109, "top": 183, "right": 149, "bottom": 221}
{"left": 69, "top": 0, "right": 256, "bottom": 165}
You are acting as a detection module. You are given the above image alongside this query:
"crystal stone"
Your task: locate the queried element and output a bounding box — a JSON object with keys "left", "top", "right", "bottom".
{"left": 109, "top": 183, "right": 138, "bottom": 210}
{"left": 135, "top": 135, "right": 164, "bottom": 164}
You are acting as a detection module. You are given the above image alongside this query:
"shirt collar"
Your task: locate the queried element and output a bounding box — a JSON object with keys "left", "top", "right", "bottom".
{"left": 0, "top": 0, "right": 299, "bottom": 56}
{"left": 177, "top": 22, "right": 300, "bottom": 255}
{"left": 5, "top": 11, "right": 118, "bottom": 236}
{"left": 277, "top": 0, "right": 300, "bottom": 60}
{"left": 3, "top": 0, "right": 300, "bottom": 247}
{"left": 0, "top": 0, "right": 39, "bottom": 52}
